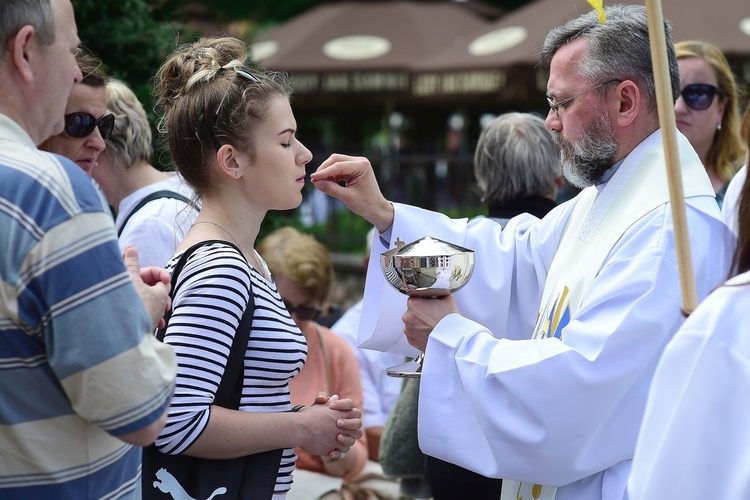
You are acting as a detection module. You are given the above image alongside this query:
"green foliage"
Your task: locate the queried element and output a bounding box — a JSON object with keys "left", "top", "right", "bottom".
{"left": 259, "top": 210, "right": 306, "bottom": 242}
{"left": 307, "top": 209, "right": 373, "bottom": 253}
{"left": 149, "top": 0, "right": 322, "bottom": 25}
{"left": 438, "top": 205, "right": 488, "bottom": 220}
{"left": 72, "top": 0, "right": 202, "bottom": 171}
{"left": 73, "top": 0, "right": 182, "bottom": 104}
{"left": 260, "top": 209, "right": 372, "bottom": 254}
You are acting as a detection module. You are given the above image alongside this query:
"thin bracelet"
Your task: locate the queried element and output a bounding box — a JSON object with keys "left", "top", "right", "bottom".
{"left": 290, "top": 404, "right": 305, "bottom": 412}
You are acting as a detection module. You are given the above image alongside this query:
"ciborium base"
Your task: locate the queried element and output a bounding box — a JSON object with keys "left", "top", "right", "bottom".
{"left": 386, "top": 352, "right": 424, "bottom": 378}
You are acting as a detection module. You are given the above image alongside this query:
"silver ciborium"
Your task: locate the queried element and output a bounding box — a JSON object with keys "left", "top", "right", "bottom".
{"left": 380, "top": 236, "right": 475, "bottom": 377}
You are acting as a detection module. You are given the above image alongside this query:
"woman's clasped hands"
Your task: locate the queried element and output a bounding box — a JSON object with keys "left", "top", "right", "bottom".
{"left": 298, "top": 392, "right": 363, "bottom": 460}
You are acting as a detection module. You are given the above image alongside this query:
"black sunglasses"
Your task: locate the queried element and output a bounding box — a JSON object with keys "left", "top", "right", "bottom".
{"left": 64, "top": 111, "right": 115, "bottom": 140}
{"left": 679, "top": 84, "right": 722, "bottom": 111}
{"left": 283, "top": 299, "right": 322, "bottom": 321}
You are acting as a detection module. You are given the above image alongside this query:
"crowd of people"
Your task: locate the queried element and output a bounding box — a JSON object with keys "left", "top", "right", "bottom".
{"left": 1, "top": 0, "right": 749, "bottom": 499}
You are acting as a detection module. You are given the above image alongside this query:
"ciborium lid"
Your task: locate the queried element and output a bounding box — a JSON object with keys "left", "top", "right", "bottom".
{"left": 393, "top": 236, "right": 473, "bottom": 258}
{"left": 380, "top": 236, "right": 475, "bottom": 297}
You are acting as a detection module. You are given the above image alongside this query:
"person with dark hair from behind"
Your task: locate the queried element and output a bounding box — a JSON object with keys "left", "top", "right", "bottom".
{"left": 0, "top": 0, "right": 176, "bottom": 497}
{"left": 628, "top": 99, "right": 750, "bottom": 499}
{"left": 425, "top": 111, "right": 562, "bottom": 499}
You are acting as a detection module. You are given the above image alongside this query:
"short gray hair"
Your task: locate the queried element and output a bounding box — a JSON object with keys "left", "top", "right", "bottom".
{"left": 539, "top": 4, "right": 680, "bottom": 113}
{"left": 0, "top": 0, "right": 55, "bottom": 49}
{"left": 474, "top": 112, "right": 561, "bottom": 205}
{"left": 105, "top": 78, "right": 153, "bottom": 169}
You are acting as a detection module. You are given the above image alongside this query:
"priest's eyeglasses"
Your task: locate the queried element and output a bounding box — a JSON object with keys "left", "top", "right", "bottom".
{"left": 547, "top": 79, "right": 621, "bottom": 118}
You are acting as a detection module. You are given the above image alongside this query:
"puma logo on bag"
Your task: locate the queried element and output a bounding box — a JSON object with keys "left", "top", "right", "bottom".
{"left": 153, "top": 468, "right": 228, "bottom": 500}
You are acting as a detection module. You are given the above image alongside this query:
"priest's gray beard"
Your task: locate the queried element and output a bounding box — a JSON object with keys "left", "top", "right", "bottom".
{"left": 554, "top": 109, "right": 618, "bottom": 188}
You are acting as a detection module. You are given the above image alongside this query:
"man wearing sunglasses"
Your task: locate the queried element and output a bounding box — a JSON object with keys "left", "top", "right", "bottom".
{"left": 0, "top": 1, "right": 176, "bottom": 498}
{"left": 311, "top": 4, "right": 733, "bottom": 500}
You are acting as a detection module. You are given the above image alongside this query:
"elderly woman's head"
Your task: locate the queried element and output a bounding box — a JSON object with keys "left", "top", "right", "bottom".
{"left": 258, "top": 227, "right": 333, "bottom": 327}
{"left": 474, "top": 112, "right": 561, "bottom": 206}
{"left": 40, "top": 47, "right": 113, "bottom": 173}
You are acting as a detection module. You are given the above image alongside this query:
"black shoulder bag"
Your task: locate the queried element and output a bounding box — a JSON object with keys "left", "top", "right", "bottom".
{"left": 142, "top": 241, "right": 283, "bottom": 500}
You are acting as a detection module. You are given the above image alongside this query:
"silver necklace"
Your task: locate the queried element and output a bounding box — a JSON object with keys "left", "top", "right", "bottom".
{"left": 191, "top": 220, "right": 261, "bottom": 270}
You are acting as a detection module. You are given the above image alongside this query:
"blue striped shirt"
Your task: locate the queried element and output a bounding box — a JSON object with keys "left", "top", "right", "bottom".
{"left": 0, "top": 114, "right": 176, "bottom": 499}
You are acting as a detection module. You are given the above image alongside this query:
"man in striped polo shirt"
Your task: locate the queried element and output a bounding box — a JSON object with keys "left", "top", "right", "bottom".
{"left": 0, "top": 0, "right": 176, "bottom": 497}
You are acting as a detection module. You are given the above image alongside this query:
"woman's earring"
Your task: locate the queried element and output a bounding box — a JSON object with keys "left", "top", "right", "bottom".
{"left": 717, "top": 122, "right": 722, "bottom": 131}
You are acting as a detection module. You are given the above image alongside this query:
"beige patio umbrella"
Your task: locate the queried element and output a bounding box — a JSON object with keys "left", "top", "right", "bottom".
{"left": 412, "top": 0, "right": 750, "bottom": 75}
{"left": 250, "top": 0, "right": 496, "bottom": 78}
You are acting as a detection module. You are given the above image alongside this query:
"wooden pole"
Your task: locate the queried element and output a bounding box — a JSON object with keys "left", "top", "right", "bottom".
{"left": 644, "top": 0, "right": 698, "bottom": 315}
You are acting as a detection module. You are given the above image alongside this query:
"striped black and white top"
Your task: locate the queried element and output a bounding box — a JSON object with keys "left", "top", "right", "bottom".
{"left": 154, "top": 241, "right": 307, "bottom": 494}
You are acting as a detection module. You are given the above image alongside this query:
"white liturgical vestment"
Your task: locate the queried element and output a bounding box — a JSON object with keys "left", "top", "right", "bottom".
{"left": 357, "top": 130, "right": 734, "bottom": 500}
{"left": 628, "top": 270, "right": 750, "bottom": 499}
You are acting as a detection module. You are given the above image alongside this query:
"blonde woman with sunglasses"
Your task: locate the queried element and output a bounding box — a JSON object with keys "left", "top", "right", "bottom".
{"left": 40, "top": 46, "right": 114, "bottom": 173}
{"left": 675, "top": 40, "right": 746, "bottom": 206}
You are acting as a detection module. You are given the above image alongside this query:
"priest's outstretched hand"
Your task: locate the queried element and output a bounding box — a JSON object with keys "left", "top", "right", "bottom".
{"left": 311, "top": 153, "right": 394, "bottom": 233}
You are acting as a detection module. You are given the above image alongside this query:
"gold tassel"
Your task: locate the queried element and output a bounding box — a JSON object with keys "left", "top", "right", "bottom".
{"left": 532, "top": 484, "right": 543, "bottom": 499}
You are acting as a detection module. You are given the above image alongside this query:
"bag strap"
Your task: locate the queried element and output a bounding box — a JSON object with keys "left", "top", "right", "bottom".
{"left": 118, "top": 189, "right": 194, "bottom": 237}
{"left": 216, "top": 265, "right": 254, "bottom": 408}
{"left": 153, "top": 241, "right": 283, "bottom": 496}
{"left": 155, "top": 240, "right": 254, "bottom": 408}
{"left": 313, "top": 324, "right": 334, "bottom": 396}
